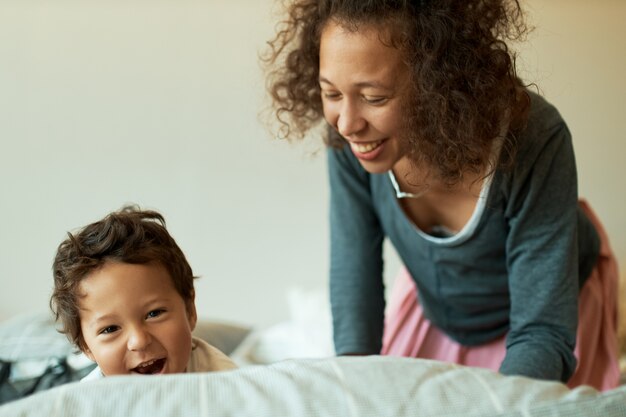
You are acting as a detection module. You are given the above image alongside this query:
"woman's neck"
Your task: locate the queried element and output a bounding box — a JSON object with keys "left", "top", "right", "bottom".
{"left": 391, "top": 157, "right": 484, "bottom": 197}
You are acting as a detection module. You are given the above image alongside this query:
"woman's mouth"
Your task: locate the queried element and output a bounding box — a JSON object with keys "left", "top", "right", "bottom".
{"left": 349, "top": 139, "right": 386, "bottom": 160}
{"left": 132, "top": 358, "right": 166, "bottom": 375}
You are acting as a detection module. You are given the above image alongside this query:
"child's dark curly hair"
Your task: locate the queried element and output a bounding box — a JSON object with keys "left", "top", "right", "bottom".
{"left": 263, "top": 0, "right": 531, "bottom": 184}
{"left": 50, "top": 206, "right": 196, "bottom": 350}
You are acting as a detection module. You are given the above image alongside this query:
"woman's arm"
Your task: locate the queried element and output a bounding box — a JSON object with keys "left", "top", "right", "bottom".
{"left": 501, "top": 117, "right": 579, "bottom": 382}
{"left": 328, "top": 145, "right": 386, "bottom": 355}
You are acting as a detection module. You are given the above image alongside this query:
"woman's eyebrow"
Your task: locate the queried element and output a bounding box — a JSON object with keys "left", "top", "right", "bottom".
{"left": 354, "top": 81, "right": 393, "bottom": 91}
{"left": 319, "top": 76, "right": 393, "bottom": 92}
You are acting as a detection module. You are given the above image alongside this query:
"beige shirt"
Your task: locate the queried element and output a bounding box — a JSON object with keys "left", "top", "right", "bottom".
{"left": 187, "top": 337, "right": 238, "bottom": 372}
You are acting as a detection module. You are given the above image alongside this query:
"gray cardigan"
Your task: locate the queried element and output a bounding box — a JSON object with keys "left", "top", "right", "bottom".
{"left": 327, "top": 92, "right": 600, "bottom": 382}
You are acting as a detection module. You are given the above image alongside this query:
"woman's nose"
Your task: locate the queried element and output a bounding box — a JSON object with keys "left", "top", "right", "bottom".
{"left": 127, "top": 326, "right": 152, "bottom": 351}
{"left": 336, "top": 101, "right": 366, "bottom": 138}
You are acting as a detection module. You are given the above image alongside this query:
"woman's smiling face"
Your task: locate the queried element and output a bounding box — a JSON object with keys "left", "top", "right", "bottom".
{"left": 319, "top": 20, "right": 411, "bottom": 174}
{"left": 78, "top": 261, "right": 197, "bottom": 377}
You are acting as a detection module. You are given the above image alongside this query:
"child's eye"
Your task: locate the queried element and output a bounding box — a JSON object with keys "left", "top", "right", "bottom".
{"left": 146, "top": 309, "right": 165, "bottom": 319}
{"left": 99, "top": 325, "right": 119, "bottom": 335}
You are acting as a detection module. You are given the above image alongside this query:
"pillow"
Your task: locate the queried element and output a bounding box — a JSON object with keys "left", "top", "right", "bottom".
{"left": 192, "top": 319, "right": 251, "bottom": 355}
{"left": 0, "top": 312, "right": 75, "bottom": 362}
{"left": 230, "top": 287, "right": 334, "bottom": 365}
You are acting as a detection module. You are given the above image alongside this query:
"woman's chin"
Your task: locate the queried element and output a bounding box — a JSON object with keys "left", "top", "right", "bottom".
{"left": 358, "top": 159, "right": 394, "bottom": 174}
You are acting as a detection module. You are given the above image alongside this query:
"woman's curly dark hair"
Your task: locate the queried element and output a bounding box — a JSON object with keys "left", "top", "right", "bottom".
{"left": 263, "top": 0, "right": 531, "bottom": 184}
{"left": 50, "top": 205, "right": 196, "bottom": 351}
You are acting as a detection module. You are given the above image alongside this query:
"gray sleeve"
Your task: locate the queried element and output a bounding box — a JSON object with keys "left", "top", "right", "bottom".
{"left": 327, "top": 146, "right": 385, "bottom": 355}
{"left": 500, "top": 121, "right": 579, "bottom": 382}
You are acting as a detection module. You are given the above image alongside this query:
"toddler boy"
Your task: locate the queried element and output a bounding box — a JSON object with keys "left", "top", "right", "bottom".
{"left": 50, "top": 206, "right": 237, "bottom": 380}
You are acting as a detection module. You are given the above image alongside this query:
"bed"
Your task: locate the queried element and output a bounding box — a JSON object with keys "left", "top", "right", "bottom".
{"left": 1, "top": 355, "right": 626, "bottom": 417}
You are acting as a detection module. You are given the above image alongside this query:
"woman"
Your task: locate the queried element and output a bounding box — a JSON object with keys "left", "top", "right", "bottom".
{"left": 263, "top": 0, "right": 619, "bottom": 390}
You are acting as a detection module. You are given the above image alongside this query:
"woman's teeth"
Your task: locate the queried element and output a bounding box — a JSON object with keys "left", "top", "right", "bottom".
{"left": 351, "top": 140, "right": 383, "bottom": 153}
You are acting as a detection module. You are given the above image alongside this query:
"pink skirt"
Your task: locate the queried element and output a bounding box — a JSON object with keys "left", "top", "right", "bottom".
{"left": 381, "top": 200, "right": 620, "bottom": 391}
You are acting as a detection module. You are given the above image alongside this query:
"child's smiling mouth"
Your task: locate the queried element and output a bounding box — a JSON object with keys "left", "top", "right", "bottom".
{"left": 132, "top": 358, "right": 166, "bottom": 375}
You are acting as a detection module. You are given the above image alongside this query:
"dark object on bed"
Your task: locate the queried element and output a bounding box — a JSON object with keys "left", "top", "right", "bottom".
{"left": 0, "top": 312, "right": 97, "bottom": 405}
{"left": 0, "top": 357, "right": 95, "bottom": 405}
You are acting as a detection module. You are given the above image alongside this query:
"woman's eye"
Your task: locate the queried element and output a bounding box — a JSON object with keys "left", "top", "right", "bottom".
{"left": 146, "top": 309, "right": 165, "bottom": 319}
{"left": 100, "top": 325, "right": 119, "bottom": 335}
{"left": 322, "top": 91, "right": 341, "bottom": 100}
{"left": 363, "top": 96, "right": 388, "bottom": 105}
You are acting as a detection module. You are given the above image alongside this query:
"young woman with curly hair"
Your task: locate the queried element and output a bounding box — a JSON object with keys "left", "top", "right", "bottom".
{"left": 264, "top": 0, "right": 619, "bottom": 390}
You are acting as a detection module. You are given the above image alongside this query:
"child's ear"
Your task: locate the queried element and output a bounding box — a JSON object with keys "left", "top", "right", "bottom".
{"left": 83, "top": 349, "right": 95, "bottom": 362}
{"left": 80, "top": 340, "right": 95, "bottom": 362}
{"left": 187, "top": 290, "right": 197, "bottom": 331}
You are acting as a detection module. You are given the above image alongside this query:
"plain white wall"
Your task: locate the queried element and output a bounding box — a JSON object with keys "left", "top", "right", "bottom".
{"left": 0, "top": 0, "right": 331, "bottom": 327}
{"left": 1, "top": 1, "right": 624, "bottom": 328}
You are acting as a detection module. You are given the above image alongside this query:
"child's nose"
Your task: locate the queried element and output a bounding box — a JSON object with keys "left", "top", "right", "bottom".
{"left": 127, "top": 326, "right": 152, "bottom": 351}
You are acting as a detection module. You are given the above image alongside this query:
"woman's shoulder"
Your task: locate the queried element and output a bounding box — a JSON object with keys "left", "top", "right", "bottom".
{"left": 496, "top": 91, "right": 577, "bottom": 204}
{"left": 524, "top": 90, "right": 569, "bottom": 139}
{"left": 511, "top": 90, "right": 573, "bottom": 167}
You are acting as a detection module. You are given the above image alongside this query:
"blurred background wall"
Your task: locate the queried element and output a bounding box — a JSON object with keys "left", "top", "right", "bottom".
{"left": 0, "top": 0, "right": 624, "bottom": 328}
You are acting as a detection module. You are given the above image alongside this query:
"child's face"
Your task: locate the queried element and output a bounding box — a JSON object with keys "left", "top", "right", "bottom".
{"left": 78, "top": 261, "right": 197, "bottom": 376}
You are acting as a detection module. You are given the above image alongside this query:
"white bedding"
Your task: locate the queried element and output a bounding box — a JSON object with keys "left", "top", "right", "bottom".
{"left": 1, "top": 355, "right": 625, "bottom": 417}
